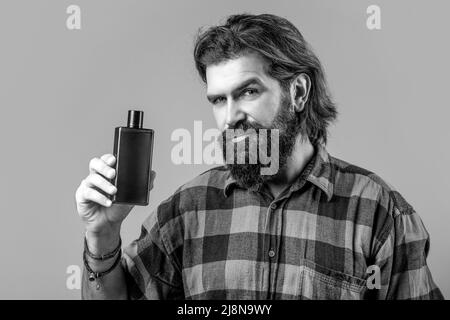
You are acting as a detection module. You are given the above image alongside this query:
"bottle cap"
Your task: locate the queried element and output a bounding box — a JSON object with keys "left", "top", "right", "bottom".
{"left": 127, "top": 110, "right": 144, "bottom": 128}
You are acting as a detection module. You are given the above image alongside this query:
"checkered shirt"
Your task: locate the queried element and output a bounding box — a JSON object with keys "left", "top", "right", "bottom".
{"left": 121, "top": 144, "right": 443, "bottom": 300}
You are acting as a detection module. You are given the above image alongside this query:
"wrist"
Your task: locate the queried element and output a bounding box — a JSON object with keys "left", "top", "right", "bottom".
{"left": 85, "top": 228, "right": 121, "bottom": 256}
{"left": 84, "top": 247, "right": 121, "bottom": 274}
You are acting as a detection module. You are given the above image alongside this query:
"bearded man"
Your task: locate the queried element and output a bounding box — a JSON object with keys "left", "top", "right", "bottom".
{"left": 76, "top": 13, "right": 443, "bottom": 300}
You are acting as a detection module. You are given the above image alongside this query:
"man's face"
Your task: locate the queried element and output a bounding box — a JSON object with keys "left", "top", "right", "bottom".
{"left": 206, "top": 53, "right": 283, "bottom": 132}
{"left": 205, "top": 53, "right": 301, "bottom": 189}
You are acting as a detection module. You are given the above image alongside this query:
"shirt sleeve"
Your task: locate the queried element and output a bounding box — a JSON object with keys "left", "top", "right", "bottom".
{"left": 371, "top": 196, "right": 443, "bottom": 300}
{"left": 120, "top": 206, "right": 184, "bottom": 300}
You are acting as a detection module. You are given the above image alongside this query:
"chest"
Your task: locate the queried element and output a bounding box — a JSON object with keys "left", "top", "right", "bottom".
{"left": 179, "top": 193, "right": 373, "bottom": 299}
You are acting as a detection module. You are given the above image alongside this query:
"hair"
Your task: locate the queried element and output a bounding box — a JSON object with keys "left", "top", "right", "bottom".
{"left": 193, "top": 13, "right": 338, "bottom": 145}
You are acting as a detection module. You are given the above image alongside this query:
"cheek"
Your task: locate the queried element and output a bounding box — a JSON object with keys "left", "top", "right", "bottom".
{"left": 246, "top": 95, "right": 281, "bottom": 127}
{"left": 212, "top": 107, "right": 226, "bottom": 130}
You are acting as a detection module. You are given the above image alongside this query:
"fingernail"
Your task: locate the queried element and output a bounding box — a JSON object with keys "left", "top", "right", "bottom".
{"left": 111, "top": 186, "right": 117, "bottom": 194}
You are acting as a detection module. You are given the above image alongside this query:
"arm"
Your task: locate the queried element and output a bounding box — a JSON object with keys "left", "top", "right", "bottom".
{"left": 81, "top": 213, "right": 184, "bottom": 300}
{"left": 81, "top": 231, "right": 128, "bottom": 300}
{"left": 76, "top": 153, "right": 183, "bottom": 299}
{"left": 372, "top": 208, "right": 444, "bottom": 299}
{"left": 119, "top": 209, "right": 185, "bottom": 300}
{"left": 75, "top": 154, "right": 157, "bottom": 300}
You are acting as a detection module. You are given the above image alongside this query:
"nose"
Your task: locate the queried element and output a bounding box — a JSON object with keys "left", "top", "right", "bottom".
{"left": 225, "top": 100, "right": 246, "bottom": 129}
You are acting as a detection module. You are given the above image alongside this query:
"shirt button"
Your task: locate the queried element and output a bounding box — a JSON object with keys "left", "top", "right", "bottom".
{"left": 268, "top": 250, "right": 276, "bottom": 258}
{"left": 270, "top": 203, "right": 277, "bottom": 210}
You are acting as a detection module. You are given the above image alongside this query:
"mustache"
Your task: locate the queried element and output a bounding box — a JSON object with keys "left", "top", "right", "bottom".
{"left": 224, "top": 120, "right": 267, "bottom": 132}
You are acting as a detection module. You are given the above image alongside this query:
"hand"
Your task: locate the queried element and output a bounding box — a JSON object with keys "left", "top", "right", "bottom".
{"left": 75, "top": 154, "right": 156, "bottom": 238}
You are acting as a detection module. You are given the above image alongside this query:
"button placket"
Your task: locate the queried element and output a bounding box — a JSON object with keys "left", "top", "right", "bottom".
{"left": 264, "top": 201, "right": 278, "bottom": 297}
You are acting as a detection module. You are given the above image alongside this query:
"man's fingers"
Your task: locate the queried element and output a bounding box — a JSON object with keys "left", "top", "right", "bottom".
{"left": 100, "top": 154, "right": 116, "bottom": 167}
{"left": 149, "top": 170, "right": 156, "bottom": 190}
{"left": 81, "top": 185, "right": 112, "bottom": 207}
{"left": 89, "top": 157, "right": 116, "bottom": 179}
{"left": 84, "top": 173, "right": 117, "bottom": 196}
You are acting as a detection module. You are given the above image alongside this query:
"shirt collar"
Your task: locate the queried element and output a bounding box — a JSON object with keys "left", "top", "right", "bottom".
{"left": 304, "top": 143, "right": 334, "bottom": 201}
{"left": 223, "top": 143, "right": 334, "bottom": 201}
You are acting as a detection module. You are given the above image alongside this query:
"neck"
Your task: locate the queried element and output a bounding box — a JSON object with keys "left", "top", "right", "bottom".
{"left": 266, "top": 135, "right": 315, "bottom": 198}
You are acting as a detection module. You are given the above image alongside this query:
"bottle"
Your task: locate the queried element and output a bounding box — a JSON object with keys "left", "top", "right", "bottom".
{"left": 111, "top": 110, "right": 154, "bottom": 205}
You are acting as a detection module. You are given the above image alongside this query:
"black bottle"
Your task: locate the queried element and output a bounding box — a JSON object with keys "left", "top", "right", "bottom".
{"left": 111, "top": 110, "right": 154, "bottom": 205}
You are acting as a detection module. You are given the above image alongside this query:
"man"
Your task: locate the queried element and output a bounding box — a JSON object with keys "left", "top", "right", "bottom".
{"left": 75, "top": 14, "right": 443, "bottom": 299}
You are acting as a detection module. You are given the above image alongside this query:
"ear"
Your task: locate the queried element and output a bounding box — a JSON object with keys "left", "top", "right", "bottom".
{"left": 289, "top": 73, "right": 311, "bottom": 113}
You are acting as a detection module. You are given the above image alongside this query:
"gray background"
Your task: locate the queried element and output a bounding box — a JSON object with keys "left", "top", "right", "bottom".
{"left": 0, "top": 0, "right": 448, "bottom": 299}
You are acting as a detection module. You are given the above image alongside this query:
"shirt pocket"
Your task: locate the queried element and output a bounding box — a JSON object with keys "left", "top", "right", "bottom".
{"left": 298, "top": 259, "right": 367, "bottom": 300}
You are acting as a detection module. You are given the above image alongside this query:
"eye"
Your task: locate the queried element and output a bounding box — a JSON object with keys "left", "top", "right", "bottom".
{"left": 212, "top": 97, "right": 226, "bottom": 105}
{"left": 242, "top": 88, "right": 258, "bottom": 96}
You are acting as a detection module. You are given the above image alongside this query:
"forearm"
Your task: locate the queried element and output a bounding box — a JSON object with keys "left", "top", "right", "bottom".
{"left": 81, "top": 231, "right": 128, "bottom": 300}
{"left": 81, "top": 259, "right": 128, "bottom": 300}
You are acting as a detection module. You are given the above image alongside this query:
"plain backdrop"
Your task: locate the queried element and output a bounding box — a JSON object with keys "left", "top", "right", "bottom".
{"left": 0, "top": 0, "right": 448, "bottom": 299}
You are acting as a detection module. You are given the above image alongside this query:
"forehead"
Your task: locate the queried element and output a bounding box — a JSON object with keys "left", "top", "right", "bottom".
{"left": 205, "top": 53, "right": 275, "bottom": 95}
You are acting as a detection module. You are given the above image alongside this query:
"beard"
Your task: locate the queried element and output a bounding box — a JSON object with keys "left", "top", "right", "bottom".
{"left": 220, "top": 94, "right": 302, "bottom": 190}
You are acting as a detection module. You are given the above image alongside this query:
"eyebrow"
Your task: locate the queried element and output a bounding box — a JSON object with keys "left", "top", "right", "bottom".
{"left": 206, "top": 77, "right": 265, "bottom": 103}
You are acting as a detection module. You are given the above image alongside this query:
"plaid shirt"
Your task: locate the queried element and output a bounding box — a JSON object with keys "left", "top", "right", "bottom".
{"left": 121, "top": 144, "right": 443, "bottom": 300}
